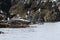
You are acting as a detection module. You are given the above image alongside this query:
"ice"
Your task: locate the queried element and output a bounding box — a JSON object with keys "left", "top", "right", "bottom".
{"left": 0, "top": 22, "right": 60, "bottom": 40}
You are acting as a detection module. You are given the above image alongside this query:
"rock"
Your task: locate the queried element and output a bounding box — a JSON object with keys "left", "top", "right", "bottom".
{"left": 0, "top": 31, "right": 4, "bottom": 34}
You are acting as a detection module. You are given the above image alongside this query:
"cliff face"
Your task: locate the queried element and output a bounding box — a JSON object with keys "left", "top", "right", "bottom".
{"left": 0, "top": 0, "right": 41, "bottom": 15}
{"left": 0, "top": 0, "right": 34, "bottom": 18}
{"left": 0, "top": 0, "right": 22, "bottom": 12}
{"left": 0, "top": 0, "right": 60, "bottom": 22}
{"left": 9, "top": 0, "right": 34, "bottom": 17}
{"left": 11, "top": 0, "right": 20, "bottom": 6}
{"left": 0, "top": 0, "right": 11, "bottom": 12}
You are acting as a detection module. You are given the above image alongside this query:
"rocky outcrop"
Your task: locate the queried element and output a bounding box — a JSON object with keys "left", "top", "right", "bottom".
{"left": 0, "top": 0, "right": 60, "bottom": 23}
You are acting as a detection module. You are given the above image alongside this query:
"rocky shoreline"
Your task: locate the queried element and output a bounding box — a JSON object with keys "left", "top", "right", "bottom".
{"left": 0, "top": 19, "right": 30, "bottom": 28}
{"left": 0, "top": 23, "right": 29, "bottom": 28}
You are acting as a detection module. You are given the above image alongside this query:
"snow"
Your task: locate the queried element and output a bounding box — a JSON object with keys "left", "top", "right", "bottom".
{"left": 0, "top": 22, "right": 60, "bottom": 40}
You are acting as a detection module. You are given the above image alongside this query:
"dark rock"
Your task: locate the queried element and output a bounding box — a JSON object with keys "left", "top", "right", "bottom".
{"left": 0, "top": 31, "right": 4, "bottom": 34}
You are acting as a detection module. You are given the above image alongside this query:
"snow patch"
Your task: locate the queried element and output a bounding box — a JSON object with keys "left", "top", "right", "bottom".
{"left": 0, "top": 22, "right": 60, "bottom": 40}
